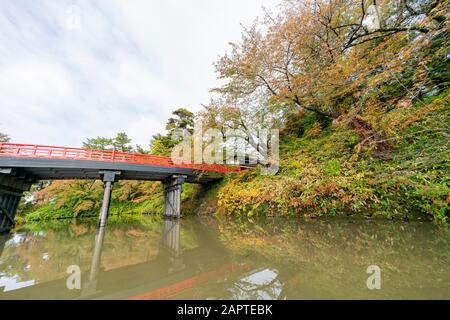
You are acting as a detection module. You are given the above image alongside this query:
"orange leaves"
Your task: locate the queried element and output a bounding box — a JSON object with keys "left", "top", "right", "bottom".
{"left": 314, "top": 182, "right": 340, "bottom": 196}
{"left": 305, "top": 122, "right": 323, "bottom": 138}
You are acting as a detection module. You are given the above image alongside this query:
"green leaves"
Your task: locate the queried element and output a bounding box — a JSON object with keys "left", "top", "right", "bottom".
{"left": 0, "top": 131, "right": 10, "bottom": 142}
{"left": 165, "top": 108, "right": 194, "bottom": 134}
{"left": 82, "top": 136, "right": 113, "bottom": 150}
{"left": 150, "top": 108, "right": 195, "bottom": 156}
{"left": 324, "top": 160, "right": 342, "bottom": 176}
{"left": 113, "top": 132, "right": 133, "bottom": 152}
{"left": 82, "top": 132, "right": 133, "bottom": 152}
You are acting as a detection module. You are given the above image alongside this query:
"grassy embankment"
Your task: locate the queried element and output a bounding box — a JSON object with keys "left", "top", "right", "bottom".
{"left": 217, "top": 90, "right": 449, "bottom": 223}
{"left": 17, "top": 89, "right": 449, "bottom": 225}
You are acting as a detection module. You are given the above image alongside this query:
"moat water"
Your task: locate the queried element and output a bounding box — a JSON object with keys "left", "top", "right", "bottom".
{"left": 0, "top": 215, "right": 449, "bottom": 299}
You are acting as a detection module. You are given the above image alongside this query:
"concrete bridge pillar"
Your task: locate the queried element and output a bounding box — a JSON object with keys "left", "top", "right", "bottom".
{"left": 163, "top": 175, "right": 186, "bottom": 218}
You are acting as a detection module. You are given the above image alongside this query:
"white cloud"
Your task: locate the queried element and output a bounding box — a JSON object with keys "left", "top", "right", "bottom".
{"left": 0, "top": 0, "right": 280, "bottom": 148}
{"left": 0, "top": 59, "right": 74, "bottom": 111}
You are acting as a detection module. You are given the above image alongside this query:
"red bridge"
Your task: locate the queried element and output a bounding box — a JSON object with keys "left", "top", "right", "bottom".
{"left": 0, "top": 143, "right": 240, "bottom": 174}
{"left": 0, "top": 142, "right": 242, "bottom": 232}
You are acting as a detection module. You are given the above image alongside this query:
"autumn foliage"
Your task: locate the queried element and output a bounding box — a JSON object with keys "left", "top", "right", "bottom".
{"left": 17, "top": 0, "right": 449, "bottom": 224}
{"left": 209, "top": 0, "right": 449, "bottom": 223}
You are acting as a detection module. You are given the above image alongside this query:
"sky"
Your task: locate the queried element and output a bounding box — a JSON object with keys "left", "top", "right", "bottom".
{"left": 0, "top": 0, "right": 280, "bottom": 148}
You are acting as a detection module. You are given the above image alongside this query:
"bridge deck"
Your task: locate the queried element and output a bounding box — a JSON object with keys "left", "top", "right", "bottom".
{"left": 0, "top": 143, "right": 240, "bottom": 183}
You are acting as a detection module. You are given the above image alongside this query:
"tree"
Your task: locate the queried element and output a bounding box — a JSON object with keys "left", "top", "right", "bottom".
{"left": 199, "top": 98, "right": 288, "bottom": 160}
{"left": 166, "top": 108, "right": 195, "bottom": 135}
{"left": 150, "top": 108, "right": 196, "bottom": 156}
{"left": 82, "top": 137, "right": 113, "bottom": 150}
{"left": 149, "top": 133, "right": 175, "bottom": 156}
{"left": 82, "top": 133, "right": 134, "bottom": 152}
{"left": 135, "top": 144, "right": 149, "bottom": 154}
{"left": 0, "top": 132, "right": 10, "bottom": 142}
{"left": 214, "top": 0, "right": 444, "bottom": 120}
{"left": 113, "top": 132, "right": 133, "bottom": 152}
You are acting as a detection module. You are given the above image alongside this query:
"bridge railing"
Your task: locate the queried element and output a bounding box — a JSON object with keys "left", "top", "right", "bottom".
{"left": 0, "top": 143, "right": 241, "bottom": 174}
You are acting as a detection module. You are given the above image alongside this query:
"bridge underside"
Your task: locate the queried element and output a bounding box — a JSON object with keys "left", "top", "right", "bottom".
{"left": 0, "top": 157, "right": 222, "bottom": 183}
{"left": 0, "top": 157, "right": 224, "bottom": 232}
{"left": 0, "top": 172, "right": 31, "bottom": 233}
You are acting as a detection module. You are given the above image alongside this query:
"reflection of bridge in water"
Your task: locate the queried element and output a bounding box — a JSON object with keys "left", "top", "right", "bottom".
{"left": 0, "top": 218, "right": 285, "bottom": 300}
{"left": 9, "top": 217, "right": 447, "bottom": 299}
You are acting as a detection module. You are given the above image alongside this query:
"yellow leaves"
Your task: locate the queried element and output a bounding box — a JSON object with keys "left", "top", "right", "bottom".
{"left": 126, "top": 229, "right": 146, "bottom": 238}
{"left": 69, "top": 224, "right": 89, "bottom": 236}
{"left": 217, "top": 139, "right": 381, "bottom": 217}
{"left": 33, "top": 180, "right": 74, "bottom": 205}
{"left": 305, "top": 122, "right": 322, "bottom": 138}
{"left": 400, "top": 100, "right": 446, "bottom": 130}
{"left": 73, "top": 199, "right": 95, "bottom": 216}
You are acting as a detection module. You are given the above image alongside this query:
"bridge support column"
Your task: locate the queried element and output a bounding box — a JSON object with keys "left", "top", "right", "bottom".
{"left": 163, "top": 175, "right": 186, "bottom": 218}
{"left": 0, "top": 191, "right": 21, "bottom": 233}
{"left": 98, "top": 171, "right": 120, "bottom": 228}
{"left": 0, "top": 168, "right": 32, "bottom": 233}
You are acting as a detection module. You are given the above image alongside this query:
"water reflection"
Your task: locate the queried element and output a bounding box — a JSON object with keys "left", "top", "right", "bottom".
{"left": 81, "top": 219, "right": 186, "bottom": 297}
{"left": 82, "top": 226, "right": 106, "bottom": 297}
{"left": 230, "top": 268, "right": 284, "bottom": 300}
{"left": 160, "top": 218, "right": 185, "bottom": 274}
{"left": 0, "top": 216, "right": 449, "bottom": 299}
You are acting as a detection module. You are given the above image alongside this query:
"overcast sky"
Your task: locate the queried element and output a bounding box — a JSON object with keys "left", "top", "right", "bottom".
{"left": 0, "top": 0, "right": 280, "bottom": 148}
